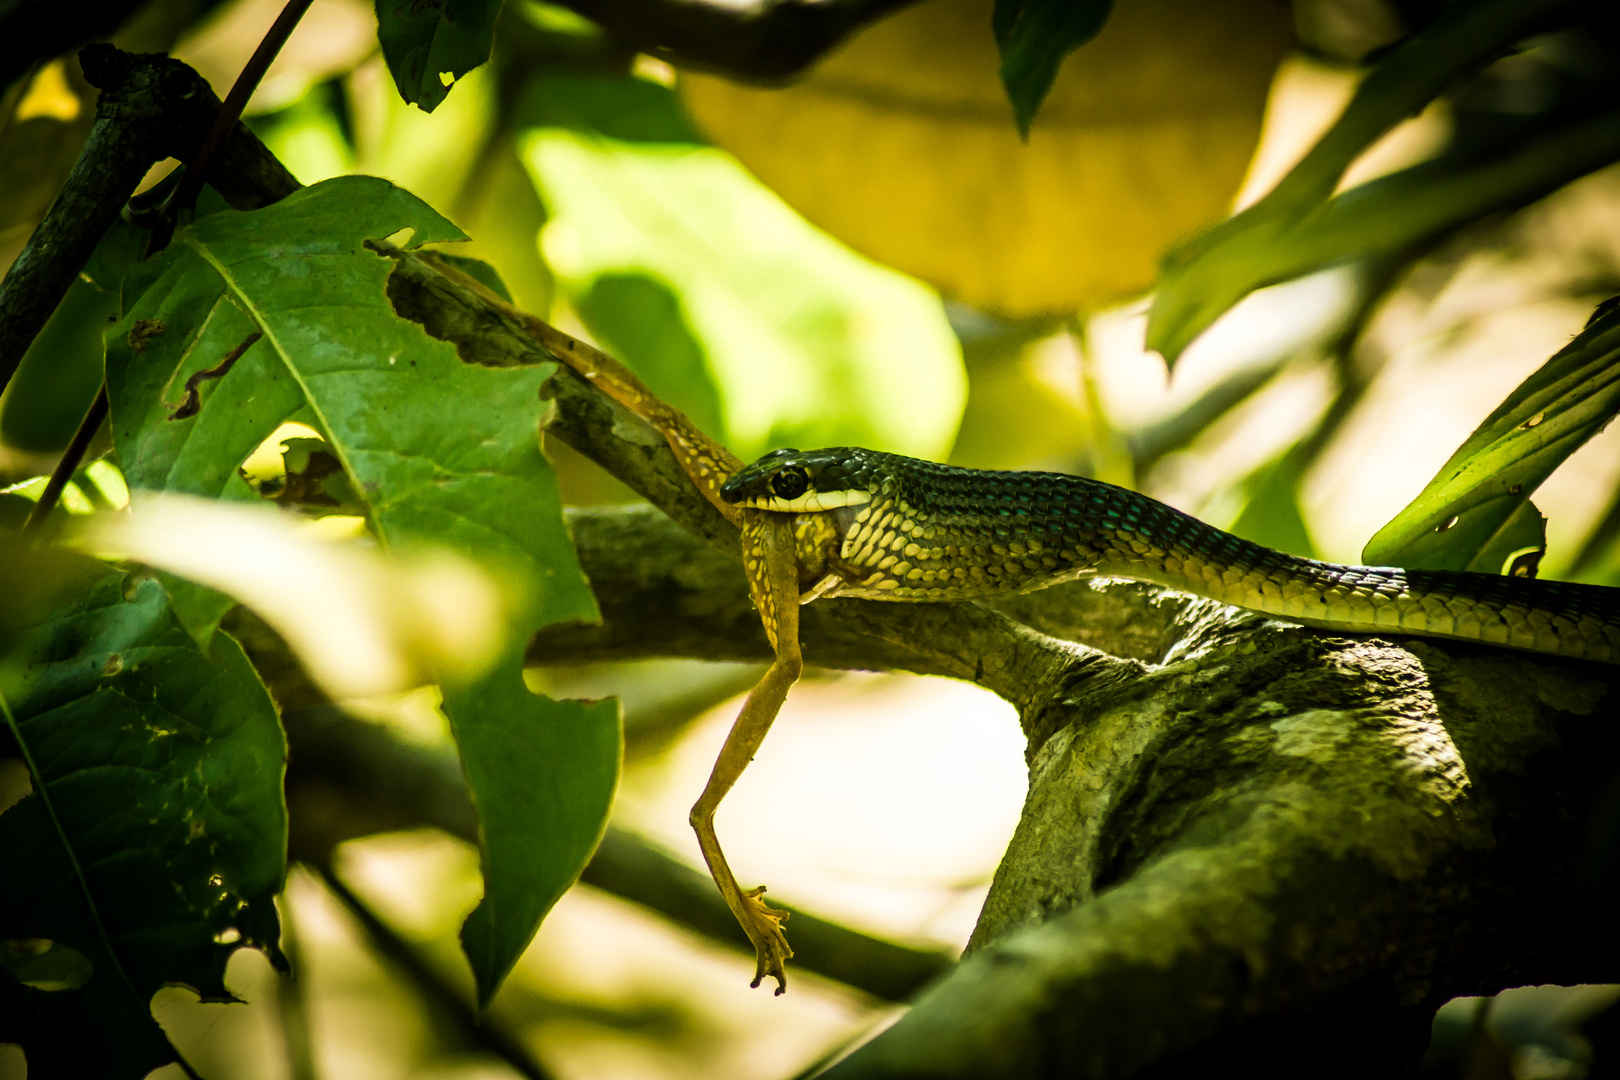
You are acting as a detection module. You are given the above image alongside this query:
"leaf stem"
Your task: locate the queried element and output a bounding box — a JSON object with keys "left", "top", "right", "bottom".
{"left": 20, "top": 384, "right": 107, "bottom": 543}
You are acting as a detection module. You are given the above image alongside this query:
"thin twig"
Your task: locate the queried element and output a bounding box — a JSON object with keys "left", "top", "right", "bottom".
{"left": 20, "top": 385, "right": 105, "bottom": 542}
{"left": 312, "top": 861, "right": 557, "bottom": 1080}
{"left": 148, "top": 0, "right": 316, "bottom": 251}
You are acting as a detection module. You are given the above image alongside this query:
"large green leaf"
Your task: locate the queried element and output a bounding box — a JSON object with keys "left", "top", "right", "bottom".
{"left": 103, "top": 175, "right": 614, "bottom": 1004}
{"left": 0, "top": 558, "right": 286, "bottom": 1079}
{"left": 374, "top": 0, "right": 501, "bottom": 113}
{"left": 519, "top": 76, "right": 966, "bottom": 462}
{"left": 993, "top": 0, "right": 1113, "bottom": 137}
{"left": 1146, "top": 0, "right": 1597, "bottom": 364}
{"left": 1363, "top": 299, "right": 1620, "bottom": 572}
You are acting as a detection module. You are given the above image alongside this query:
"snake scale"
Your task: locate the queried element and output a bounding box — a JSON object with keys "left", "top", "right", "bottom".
{"left": 721, "top": 446, "right": 1620, "bottom": 664}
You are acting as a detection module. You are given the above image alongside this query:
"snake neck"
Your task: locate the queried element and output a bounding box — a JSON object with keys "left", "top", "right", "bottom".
{"left": 810, "top": 449, "right": 1620, "bottom": 664}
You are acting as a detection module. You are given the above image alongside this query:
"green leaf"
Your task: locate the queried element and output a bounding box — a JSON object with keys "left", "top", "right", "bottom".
{"left": 0, "top": 557, "right": 286, "bottom": 1079}
{"left": 450, "top": 672, "right": 619, "bottom": 1003}
{"left": 520, "top": 78, "right": 966, "bottom": 461}
{"left": 374, "top": 0, "right": 501, "bottom": 113}
{"left": 104, "top": 175, "right": 612, "bottom": 1004}
{"left": 1146, "top": 0, "right": 1597, "bottom": 364}
{"left": 0, "top": 274, "right": 118, "bottom": 453}
{"left": 993, "top": 0, "right": 1113, "bottom": 137}
{"left": 1363, "top": 299, "right": 1620, "bottom": 572}
{"left": 1228, "top": 451, "right": 1318, "bottom": 561}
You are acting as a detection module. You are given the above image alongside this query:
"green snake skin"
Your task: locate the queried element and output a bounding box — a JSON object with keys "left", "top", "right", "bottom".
{"left": 720, "top": 447, "right": 1620, "bottom": 664}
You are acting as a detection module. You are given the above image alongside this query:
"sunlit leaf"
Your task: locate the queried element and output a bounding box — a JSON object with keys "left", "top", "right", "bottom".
{"left": 1146, "top": 0, "right": 1601, "bottom": 364}
{"left": 103, "top": 175, "right": 614, "bottom": 1005}
{"left": 81, "top": 495, "right": 508, "bottom": 700}
{"left": 520, "top": 75, "right": 966, "bottom": 461}
{"left": 994, "top": 0, "right": 1113, "bottom": 137}
{"left": 374, "top": 0, "right": 500, "bottom": 113}
{"left": 0, "top": 557, "right": 285, "bottom": 1079}
{"left": 1363, "top": 299, "right": 1620, "bottom": 572}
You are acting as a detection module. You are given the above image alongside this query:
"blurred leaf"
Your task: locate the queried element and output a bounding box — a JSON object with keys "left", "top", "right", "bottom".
{"left": 102, "top": 175, "right": 612, "bottom": 1004}
{"left": 1146, "top": 0, "right": 1595, "bottom": 364}
{"left": 518, "top": 73, "right": 701, "bottom": 143}
{"left": 993, "top": 0, "right": 1113, "bottom": 137}
{"left": 521, "top": 78, "right": 966, "bottom": 460}
{"left": 81, "top": 495, "right": 508, "bottom": 699}
{"left": 576, "top": 273, "right": 724, "bottom": 439}
{"left": 81, "top": 217, "right": 149, "bottom": 294}
{"left": 0, "top": 558, "right": 285, "bottom": 1079}
{"left": 374, "top": 0, "right": 500, "bottom": 113}
{"left": 1228, "top": 451, "right": 1318, "bottom": 560}
{"left": 250, "top": 86, "right": 355, "bottom": 186}
{"left": 354, "top": 58, "right": 496, "bottom": 212}
{"left": 0, "top": 275, "right": 118, "bottom": 452}
{"left": 1363, "top": 299, "right": 1620, "bottom": 572}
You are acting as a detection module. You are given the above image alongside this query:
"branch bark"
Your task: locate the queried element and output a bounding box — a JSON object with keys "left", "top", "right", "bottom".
{"left": 0, "top": 45, "right": 298, "bottom": 397}
{"left": 551, "top": 0, "right": 922, "bottom": 80}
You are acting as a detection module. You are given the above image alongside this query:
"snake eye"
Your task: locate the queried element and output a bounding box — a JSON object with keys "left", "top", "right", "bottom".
{"left": 770, "top": 467, "right": 809, "bottom": 501}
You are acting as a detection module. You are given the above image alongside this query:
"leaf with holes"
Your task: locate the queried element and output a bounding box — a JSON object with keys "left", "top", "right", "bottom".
{"left": 375, "top": 0, "right": 502, "bottom": 112}
{"left": 103, "top": 175, "right": 614, "bottom": 1004}
{"left": 0, "top": 557, "right": 286, "bottom": 1079}
{"left": 1363, "top": 300, "right": 1620, "bottom": 573}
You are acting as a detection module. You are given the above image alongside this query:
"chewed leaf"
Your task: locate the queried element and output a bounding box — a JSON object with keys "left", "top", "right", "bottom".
{"left": 1363, "top": 299, "right": 1620, "bottom": 571}
{"left": 105, "top": 174, "right": 614, "bottom": 1006}
{"left": 0, "top": 557, "right": 285, "bottom": 1078}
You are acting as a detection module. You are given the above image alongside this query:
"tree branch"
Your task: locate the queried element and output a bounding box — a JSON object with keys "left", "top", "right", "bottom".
{"left": 0, "top": 45, "right": 298, "bottom": 398}
{"left": 552, "top": 0, "right": 922, "bottom": 81}
{"left": 818, "top": 627, "right": 1620, "bottom": 1077}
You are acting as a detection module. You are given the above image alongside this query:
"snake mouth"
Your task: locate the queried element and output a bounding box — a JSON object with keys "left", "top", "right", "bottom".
{"left": 729, "top": 489, "right": 873, "bottom": 513}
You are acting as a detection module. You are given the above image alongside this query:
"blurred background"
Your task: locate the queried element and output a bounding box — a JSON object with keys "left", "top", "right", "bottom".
{"left": 3, "top": 0, "right": 1620, "bottom": 1076}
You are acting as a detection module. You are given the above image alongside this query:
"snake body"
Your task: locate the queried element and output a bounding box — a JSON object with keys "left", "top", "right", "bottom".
{"left": 720, "top": 447, "right": 1620, "bottom": 664}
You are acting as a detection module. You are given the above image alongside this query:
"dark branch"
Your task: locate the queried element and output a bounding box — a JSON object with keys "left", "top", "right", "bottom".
{"left": 554, "top": 0, "right": 922, "bottom": 80}
{"left": 0, "top": 46, "right": 298, "bottom": 398}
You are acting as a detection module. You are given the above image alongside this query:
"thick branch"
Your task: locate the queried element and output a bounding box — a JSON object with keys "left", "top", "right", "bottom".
{"left": 820, "top": 626, "right": 1620, "bottom": 1077}
{"left": 554, "top": 0, "right": 921, "bottom": 80}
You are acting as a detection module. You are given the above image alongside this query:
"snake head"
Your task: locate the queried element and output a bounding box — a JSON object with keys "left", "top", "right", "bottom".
{"left": 720, "top": 448, "right": 874, "bottom": 513}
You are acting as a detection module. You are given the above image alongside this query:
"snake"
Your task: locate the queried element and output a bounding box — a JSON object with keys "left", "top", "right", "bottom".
{"left": 720, "top": 446, "right": 1620, "bottom": 664}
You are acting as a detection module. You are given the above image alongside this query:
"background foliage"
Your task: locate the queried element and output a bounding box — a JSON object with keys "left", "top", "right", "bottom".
{"left": 2, "top": 0, "right": 1620, "bottom": 1077}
